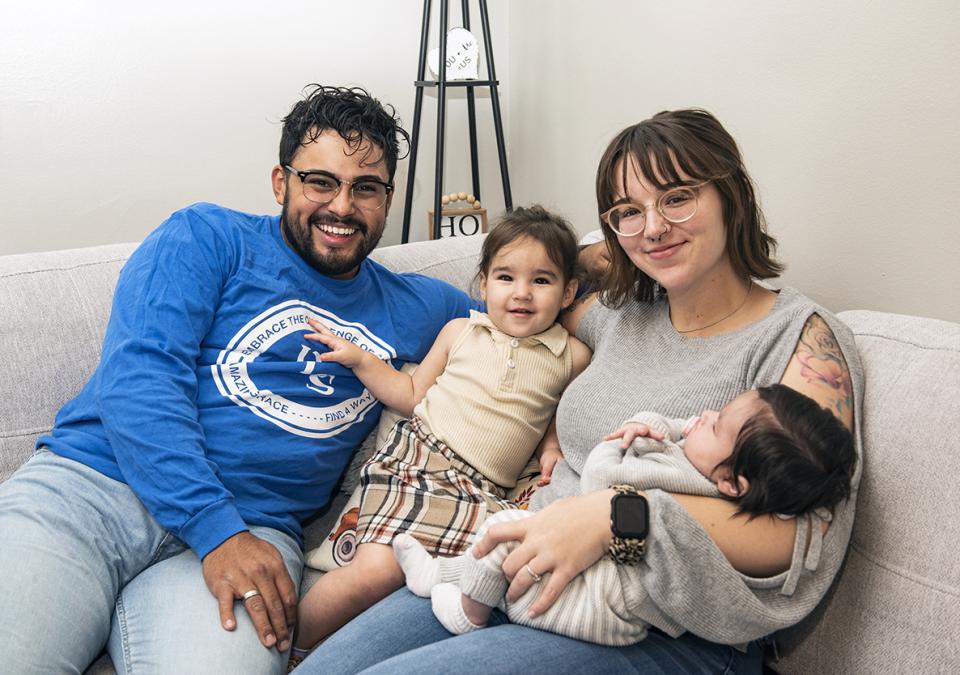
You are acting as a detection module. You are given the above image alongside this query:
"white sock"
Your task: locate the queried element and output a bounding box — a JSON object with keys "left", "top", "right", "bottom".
{"left": 431, "top": 583, "right": 485, "bottom": 634}
{"left": 392, "top": 533, "right": 441, "bottom": 597}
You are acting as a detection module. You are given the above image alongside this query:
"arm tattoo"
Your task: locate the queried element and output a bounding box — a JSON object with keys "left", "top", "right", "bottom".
{"left": 563, "top": 292, "right": 596, "bottom": 316}
{"left": 795, "top": 314, "right": 854, "bottom": 419}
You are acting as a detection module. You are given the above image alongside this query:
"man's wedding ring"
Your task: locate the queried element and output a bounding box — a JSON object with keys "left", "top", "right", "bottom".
{"left": 524, "top": 564, "right": 543, "bottom": 582}
{"left": 242, "top": 589, "right": 261, "bottom": 601}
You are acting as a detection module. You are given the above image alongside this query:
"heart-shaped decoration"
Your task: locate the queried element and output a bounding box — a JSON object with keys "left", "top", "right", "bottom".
{"left": 427, "top": 27, "right": 480, "bottom": 80}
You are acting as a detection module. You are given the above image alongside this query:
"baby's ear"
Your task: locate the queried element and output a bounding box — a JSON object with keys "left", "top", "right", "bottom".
{"left": 717, "top": 474, "right": 749, "bottom": 498}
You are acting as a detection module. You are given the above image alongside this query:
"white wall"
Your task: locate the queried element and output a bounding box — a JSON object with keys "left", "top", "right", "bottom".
{"left": 506, "top": 0, "right": 960, "bottom": 322}
{"left": 0, "top": 0, "right": 509, "bottom": 253}
{"left": 3, "top": 1, "right": 958, "bottom": 323}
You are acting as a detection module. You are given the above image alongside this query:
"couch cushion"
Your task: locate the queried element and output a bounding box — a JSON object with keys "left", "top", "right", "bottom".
{"left": 0, "top": 243, "right": 137, "bottom": 483}
{"left": 774, "top": 310, "right": 960, "bottom": 673}
{"left": 369, "top": 231, "right": 482, "bottom": 291}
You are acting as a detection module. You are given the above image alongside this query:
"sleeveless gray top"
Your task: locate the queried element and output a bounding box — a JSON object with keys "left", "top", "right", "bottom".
{"left": 531, "top": 287, "right": 865, "bottom": 644}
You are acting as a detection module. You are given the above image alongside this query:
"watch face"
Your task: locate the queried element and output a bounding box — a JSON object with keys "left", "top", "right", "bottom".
{"left": 612, "top": 493, "right": 649, "bottom": 539}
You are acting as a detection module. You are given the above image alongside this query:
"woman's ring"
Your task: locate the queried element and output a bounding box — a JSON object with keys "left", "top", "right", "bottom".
{"left": 524, "top": 564, "right": 543, "bottom": 582}
{"left": 242, "top": 589, "right": 260, "bottom": 601}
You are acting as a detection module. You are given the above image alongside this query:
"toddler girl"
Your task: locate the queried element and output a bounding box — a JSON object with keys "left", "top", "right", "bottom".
{"left": 292, "top": 205, "right": 591, "bottom": 653}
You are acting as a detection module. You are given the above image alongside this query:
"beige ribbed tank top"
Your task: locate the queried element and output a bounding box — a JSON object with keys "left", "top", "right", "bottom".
{"left": 414, "top": 310, "right": 572, "bottom": 487}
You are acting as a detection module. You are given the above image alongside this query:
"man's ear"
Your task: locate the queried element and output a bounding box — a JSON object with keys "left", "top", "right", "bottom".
{"left": 561, "top": 278, "right": 579, "bottom": 309}
{"left": 271, "top": 165, "right": 287, "bottom": 206}
{"left": 717, "top": 474, "right": 749, "bottom": 498}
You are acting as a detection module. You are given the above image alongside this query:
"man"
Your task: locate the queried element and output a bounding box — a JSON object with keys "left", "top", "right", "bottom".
{"left": 0, "top": 85, "right": 477, "bottom": 673}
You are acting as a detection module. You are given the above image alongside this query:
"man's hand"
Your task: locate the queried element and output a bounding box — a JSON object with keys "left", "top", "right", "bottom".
{"left": 603, "top": 422, "right": 665, "bottom": 449}
{"left": 202, "top": 531, "right": 298, "bottom": 651}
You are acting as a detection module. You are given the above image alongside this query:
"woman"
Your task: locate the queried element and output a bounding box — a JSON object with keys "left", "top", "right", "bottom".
{"left": 298, "top": 109, "right": 862, "bottom": 673}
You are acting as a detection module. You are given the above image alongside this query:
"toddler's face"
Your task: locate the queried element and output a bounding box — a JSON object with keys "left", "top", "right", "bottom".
{"left": 479, "top": 236, "right": 577, "bottom": 338}
{"left": 682, "top": 390, "right": 761, "bottom": 483}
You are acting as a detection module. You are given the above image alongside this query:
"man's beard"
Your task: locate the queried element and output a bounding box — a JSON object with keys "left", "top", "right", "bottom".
{"left": 280, "top": 199, "right": 384, "bottom": 277}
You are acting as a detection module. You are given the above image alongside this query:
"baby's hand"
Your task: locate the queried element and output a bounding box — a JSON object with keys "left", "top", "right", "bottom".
{"left": 304, "top": 318, "right": 369, "bottom": 369}
{"left": 537, "top": 446, "right": 563, "bottom": 486}
{"left": 602, "top": 423, "right": 665, "bottom": 449}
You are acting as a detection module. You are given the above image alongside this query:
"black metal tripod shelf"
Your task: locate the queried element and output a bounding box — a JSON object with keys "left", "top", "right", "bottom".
{"left": 400, "top": 0, "right": 513, "bottom": 243}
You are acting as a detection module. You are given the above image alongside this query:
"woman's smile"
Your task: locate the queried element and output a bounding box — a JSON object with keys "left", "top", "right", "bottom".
{"left": 643, "top": 241, "right": 685, "bottom": 260}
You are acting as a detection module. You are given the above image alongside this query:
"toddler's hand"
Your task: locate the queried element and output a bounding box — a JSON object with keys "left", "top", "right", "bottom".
{"left": 602, "top": 423, "right": 665, "bottom": 449}
{"left": 537, "top": 446, "right": 563, "bottom": 486}
{"left": 304, "top": 318, "right": 369, "bottom": 368}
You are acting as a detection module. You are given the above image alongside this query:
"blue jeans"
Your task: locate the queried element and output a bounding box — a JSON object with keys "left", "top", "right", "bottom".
{"left": 0, "top": 449, "right": 304, "bottom": 674}
{"left": 300, "top": 589, "right": 763, "bottom": 674}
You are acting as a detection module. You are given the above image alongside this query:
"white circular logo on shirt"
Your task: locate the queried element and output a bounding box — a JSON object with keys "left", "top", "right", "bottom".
{"left": 211, "top": 300, "right": 395, "bottom": 438}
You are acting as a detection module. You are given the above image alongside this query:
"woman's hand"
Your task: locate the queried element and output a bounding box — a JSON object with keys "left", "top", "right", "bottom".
{"left": 473, "top": 488, "right": 617, "bottom": 617}
{"left": 304, "top": 318, "right": 371, "bottom": 369}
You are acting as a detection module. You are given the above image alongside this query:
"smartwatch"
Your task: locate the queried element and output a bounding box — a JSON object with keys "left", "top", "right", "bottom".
{"left": 608, "top": 484, "right": 649, "bottom": 565}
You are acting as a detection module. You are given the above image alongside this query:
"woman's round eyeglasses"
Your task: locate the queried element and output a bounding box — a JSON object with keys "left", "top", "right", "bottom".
{"left": 600, "top": 181, "right": 713, "bottom": 237}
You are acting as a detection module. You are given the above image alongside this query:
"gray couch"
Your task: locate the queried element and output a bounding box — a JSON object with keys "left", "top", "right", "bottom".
{"left": 1, "top": 234, "right": 957, "bottom": 674}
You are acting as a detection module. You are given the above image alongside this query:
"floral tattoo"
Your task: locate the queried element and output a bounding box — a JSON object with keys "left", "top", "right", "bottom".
{"left": 795, "top": 314, "right": 853, "bottom": 419}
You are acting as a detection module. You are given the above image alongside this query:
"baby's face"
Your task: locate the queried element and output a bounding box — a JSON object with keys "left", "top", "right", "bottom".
{"left": 682, "top": 390, "right": 761, "bottom": 482}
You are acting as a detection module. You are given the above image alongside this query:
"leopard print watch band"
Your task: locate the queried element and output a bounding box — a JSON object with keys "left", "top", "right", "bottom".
{"left": 608, "top": 484, "right": 647, "bottom": 565}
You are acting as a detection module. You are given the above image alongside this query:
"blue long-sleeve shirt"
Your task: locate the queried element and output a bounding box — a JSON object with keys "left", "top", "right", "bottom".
{"left": 40, "top": 203, "right": 476, "bottom": 557}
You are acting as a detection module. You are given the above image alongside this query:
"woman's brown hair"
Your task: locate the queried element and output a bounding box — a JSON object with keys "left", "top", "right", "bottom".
{"left": 595, "top": 109, "right": 784, "bottom": 306}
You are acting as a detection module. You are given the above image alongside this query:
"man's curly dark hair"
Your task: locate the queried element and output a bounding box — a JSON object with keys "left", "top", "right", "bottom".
{"left": 279, "top": 84, "right": 411, "bottom": 181}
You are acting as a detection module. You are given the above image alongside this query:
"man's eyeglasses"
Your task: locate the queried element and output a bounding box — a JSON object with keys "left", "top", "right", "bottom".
{"left": 284, "top": 166, "right": 393, "bottom": 211}
{"left": 600, "top": 180, "right": 714, "bottom": 237}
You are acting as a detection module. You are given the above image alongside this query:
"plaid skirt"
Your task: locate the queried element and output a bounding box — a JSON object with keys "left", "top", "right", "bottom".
{"left": 357, "top": 416, "right": 516, "bottom": 556}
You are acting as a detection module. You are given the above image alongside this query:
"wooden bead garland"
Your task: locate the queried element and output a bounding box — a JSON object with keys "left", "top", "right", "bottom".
{"left": 441, "top": 192, "right": 482, "bottom": 209}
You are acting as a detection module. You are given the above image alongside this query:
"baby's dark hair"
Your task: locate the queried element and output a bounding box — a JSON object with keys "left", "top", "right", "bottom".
{"left": 720, "top": 384, "right": 856, "bottom": 517}
{"left": 280, "top": 84, "right": 410, "bottom": 181}
{"left": 477, "top": 205, "right": 580, "bottom": 284}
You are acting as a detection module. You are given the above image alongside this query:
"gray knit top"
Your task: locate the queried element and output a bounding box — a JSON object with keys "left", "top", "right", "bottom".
{"left": 530, "top": 287, "right": 864, "bottom": 644}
